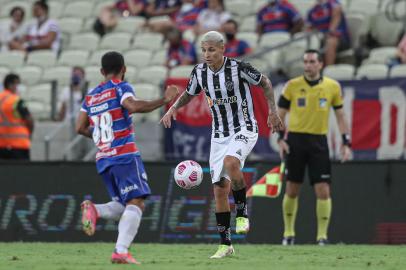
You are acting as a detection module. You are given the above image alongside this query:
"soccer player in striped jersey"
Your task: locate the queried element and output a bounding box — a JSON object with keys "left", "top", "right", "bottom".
{"left": 161, "top": 31, "right": 284, "bottom": 259}
{"left": 76, "top": 51, "right": 178, "bottom": 264}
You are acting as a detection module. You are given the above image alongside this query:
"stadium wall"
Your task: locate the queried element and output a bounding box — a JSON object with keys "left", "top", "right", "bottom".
{"left": 0, "top": 161, "right": 405, "bottom": 244}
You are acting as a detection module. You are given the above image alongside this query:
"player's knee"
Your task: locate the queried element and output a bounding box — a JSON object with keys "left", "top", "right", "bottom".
{"left": 126, "top": 198, "right": 145, "bottom": 211}
{"left": 223, "top": 156, "right": 240, "bottom": 174}
{"left": 314, "top": 183, "right": 330, "bottom": 199}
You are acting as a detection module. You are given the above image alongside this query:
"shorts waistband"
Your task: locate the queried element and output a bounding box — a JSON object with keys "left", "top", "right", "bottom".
{"left": 213, "top": 125, "right": 258, "bottom": 138}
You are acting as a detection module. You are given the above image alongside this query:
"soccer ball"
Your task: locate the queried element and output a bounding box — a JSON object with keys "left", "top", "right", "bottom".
{"left": 174, "top": 160, "right": 203, "bottom": 189}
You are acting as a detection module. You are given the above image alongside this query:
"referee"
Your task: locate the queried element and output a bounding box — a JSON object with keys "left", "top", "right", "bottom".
{"left": 161, "top": 31, "right": 283, "bottom": 258}
{"left": 277, "top": 49, "right": 352, "bottom": 245}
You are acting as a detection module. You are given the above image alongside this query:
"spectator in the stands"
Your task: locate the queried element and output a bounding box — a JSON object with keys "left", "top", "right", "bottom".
{"left": 0, "top": 6, "right": 28, "bottom": 52}
{"left": 94, "top": 0, "right": 147, "bottom": 36}
{"left": 145, "top": 0, "right": 182, "bottom": 19}
{"left": 224, "top": 19, "right": 252, "bottom": 58}
{"left": 194, "top": 0, "right": 231, "bottom": 36}
{"left": 0, "top": 74, "right": 34, "bottom": 160}
{"left": 257, "top": 0, "right": 303, "bottom": 37}
{"left": 166, "top": 27, "right": 197, "bottom": 68}
{"left": 147, "top": 0, "right": 202, "bottom": 34}
{"left": 307, "top": 0, "right": 350, "bottom": 66}
{"left": 58, "top": 67, "right": 86, "bottom": 121}
{"left": 11, "top": 1, "right": 60, "bottom": 53}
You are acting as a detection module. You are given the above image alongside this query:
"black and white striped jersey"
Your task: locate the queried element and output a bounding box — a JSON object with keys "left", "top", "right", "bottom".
{"left": 186, "top": 57, "right": 262, "bottom": 138}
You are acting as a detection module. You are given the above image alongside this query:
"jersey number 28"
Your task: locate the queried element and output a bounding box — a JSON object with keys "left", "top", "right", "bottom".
{"left": 91, "top": 112, "right": 114, "bottom": 145}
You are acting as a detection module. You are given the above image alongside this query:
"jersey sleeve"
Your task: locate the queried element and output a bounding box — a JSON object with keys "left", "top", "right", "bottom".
{"left": 332, "top": 82, "right": 344, "bottom": 109}
{"left": 278, "top": 81, "right": 292, "bottom": 109}
{"left": 239, "top": 61, "right": 262, "bottom": 85}
{"left": 117, "top": 82, "right": 136, "bottom": 104}
{"left": 185, "top": 66, "right": 202, "bottom": 96}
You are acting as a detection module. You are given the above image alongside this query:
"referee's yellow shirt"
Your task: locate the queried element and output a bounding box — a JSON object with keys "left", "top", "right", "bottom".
{"left": 280, "top": 76, "right": 343, "bottom": 135}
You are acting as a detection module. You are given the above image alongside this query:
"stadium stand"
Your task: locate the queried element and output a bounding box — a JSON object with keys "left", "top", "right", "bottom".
{"left": 0, "top": 0, "right": 404, "bottom": 161}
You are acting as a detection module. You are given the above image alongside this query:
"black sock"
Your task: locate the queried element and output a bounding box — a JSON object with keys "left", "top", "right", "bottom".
{"left": 215, "top": 212, "right": 231, "bottom": 246}
{"left": 233, "top": 188, "right": 247, "bottom": 218}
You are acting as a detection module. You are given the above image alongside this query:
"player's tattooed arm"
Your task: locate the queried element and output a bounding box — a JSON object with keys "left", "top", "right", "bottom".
{"left": 259, "top": 75, "right": 285, "bottom": 132}
{"left": 172, "top": 91, "right": 194, "bottom": 109}
{"left": 259, "top": 75, "right": 277, "bottom": 114}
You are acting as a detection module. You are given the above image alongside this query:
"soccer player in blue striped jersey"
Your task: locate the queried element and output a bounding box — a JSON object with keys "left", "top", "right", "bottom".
{"left": 76, "top": 51, "right": 178, "bottom": 264}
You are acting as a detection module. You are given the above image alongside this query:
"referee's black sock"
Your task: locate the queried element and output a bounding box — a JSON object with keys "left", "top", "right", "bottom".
{"left": 232, "top": 188, "right": 248, "bottom": 218}
{"left": 215, "top": 212, "right": 231, "bottom": 246}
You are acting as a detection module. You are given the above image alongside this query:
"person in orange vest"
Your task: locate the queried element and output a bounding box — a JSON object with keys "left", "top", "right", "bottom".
{"left": 0, "top": 73, "right": 34, "bottom": 160}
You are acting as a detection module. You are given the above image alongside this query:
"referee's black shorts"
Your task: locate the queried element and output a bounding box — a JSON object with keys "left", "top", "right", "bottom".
{"left": 285, "top": 132, "right": 331, "bottom": 185}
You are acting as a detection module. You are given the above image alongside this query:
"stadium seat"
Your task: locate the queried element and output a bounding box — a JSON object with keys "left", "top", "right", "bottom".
{"left": 26, "top": 100, "right": 51, "bottom": 120}
{"left": 15, "top": 66, "right": 43, "bottom": 85}
{"left": 41, "top": 66, "right": 72, "bottom": 86}
{"left": 137, "top": 66, "right": 168, "bottom": 86}
{"left": 82, "top": 18, "right": 96, "bottom": 32}
{"left": 132, "top": 33, "right": 164, "bottom": 51}
{"left": 0, "top": 66, "right": 10, "bottom": 81}
{"left": 259, "top": 32, "right": 290, "bottom": 49}
{"left": 389, "top": 64, "right": 406, "bottom": 78}
{"left": 227, "top": 0, "right": 254, "bottom": 17}
{"left": 58, "top": 50, "right": 90, "bottom": 67}
{"left": 69, "top": 32, "right": 100, "bottom": 51}
{"left": 88, "top": 50, "right": 110, "bottom": 66}
{"left": 323, "top": 64, "right": 355, "bottom": 80}
{"left": 291, "top": 31, "right": 322, "bottom": 50}
{"left": 169, "top": 65, "right": 194, "bottom": 78}
{"left": 132, "top": 83, "right": 161, "bottom": 122}
{"left": 99, "top": 32, "right": 132, "bottom": 51}
{"left": 58, "top": 17, "right": 84, "bottom": 35}
{"left": 150, "top": 49, "right": 167, "bottom": 66}
{"left": 123, "top": 50, "right": 152, "bottom": 68}
{"left": 345, "top": 13, "right": 369, "bottom": 48}
{"left": 92, "top": 0, "right": 117, "bottom": 17}
{"left": 133, "top": 83, "right": 160, "bottom": 99}
{"left": 26, "top": 50, "right": 57, "bottom": 68}
{"left": 27, "top": 83, "right": 52, "bottom": 104}
{"left": 84, "top": 66, "right": 102, "bottom": 83}
{"left": 363, "top": 47, "right": 397, "bottom": 65}
{"left": 49, "top": 1, "right": 65, "bottom": 18}
{"left": 289, "top": 0, "right": 314, "bottom": 17}
{"left": 264, "top": 50, "right": 284, "bottom": 70}
{"left": 125, "top": 66, "right": 138, "bottom": 83}
{"left": 356, "top": 64, "right": 389, "bottom": 79}
{"left": 285, "top": 60, "right": 303, "bottom": 78}
{"left": 0, "top": 51, "right": 25, "bottom": 69}
{"left": 0, "top": 1, "right": 32, "bottom": 19}
{"left": 240, "top": 16, "right": 256, "bottom": 33}
{"left": 183, "top": 29, "right": 196, "bottom": 43}
{"left": 348, "top": 0, "right": 379, "bottom": 15}
{"left": 115, "top": 16, "right": 146, "bottom": 34}
{"left": 369, "top": 13, "right": 403, "bottom": 46}
{"left": 236, "top": 32, "right": 258, "bottom": 50}
{"left": 62, "top": 1, "right": 94, "bottom": 19}
{"left": 248, "top": 58, "right": 269, "bottom": 73}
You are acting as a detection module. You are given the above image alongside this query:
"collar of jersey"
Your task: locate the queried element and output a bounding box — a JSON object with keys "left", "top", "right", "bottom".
{"left": 208, "top": 57, "right": 227, "bottom": 75}
{"left": 99, "top": 78, "right": 122, "bottom": 86}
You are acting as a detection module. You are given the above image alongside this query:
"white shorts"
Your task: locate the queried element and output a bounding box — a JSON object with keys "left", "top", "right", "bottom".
{"left": 209, "top": 129, "right": 258, "bottom": 184}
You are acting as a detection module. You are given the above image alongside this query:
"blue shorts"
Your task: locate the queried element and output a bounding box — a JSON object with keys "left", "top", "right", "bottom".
{"left": 100, "top": 156, "right": 151, "bottom": 205}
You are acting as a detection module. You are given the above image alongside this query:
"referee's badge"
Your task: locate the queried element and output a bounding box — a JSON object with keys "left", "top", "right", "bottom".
{"left": 225, "top": 81, "right": 234, "bottom": 92}
{"left": 319, "top": 98, "right": 327, "bottom": 108}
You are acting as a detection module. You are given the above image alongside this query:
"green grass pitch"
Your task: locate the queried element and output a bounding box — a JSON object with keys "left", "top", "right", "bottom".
{"left": 0, "top": 243, "right": 405, "bottom": 270}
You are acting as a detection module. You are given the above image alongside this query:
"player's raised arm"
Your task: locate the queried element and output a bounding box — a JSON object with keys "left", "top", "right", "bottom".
{"left": 122, "top": 85, "right": 179, "bottom": 114}
{"left": 259, "top": 74, "right": 284, "bottom": 133}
